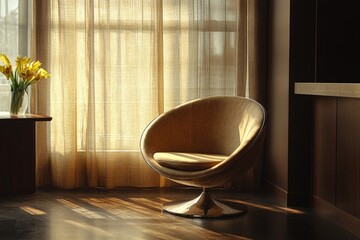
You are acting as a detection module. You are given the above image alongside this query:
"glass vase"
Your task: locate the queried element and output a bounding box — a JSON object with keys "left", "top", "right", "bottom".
{"left": 10, "top": 89, "right": 28, "bottom": 116}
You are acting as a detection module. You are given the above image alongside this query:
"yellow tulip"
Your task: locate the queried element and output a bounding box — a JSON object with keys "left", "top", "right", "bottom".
{"left": 17, "top": 57, "right": 39, "bottom": 81}
{"left": 0, "top": 53, "right": 13, "bottom": 79}
{"left": 20, "top": 69, "right": 34, "bottom": 81}
{"left": 15, "top": 56, "right": 30, "bottom": 71}
{"left": 0, "top": 53, "right": 11, "bottom": 65}
{"left": 0, "top": 54, "right": 50, "bottom": 89}
{"left": 29, "top": 60, "right": 42, "bottom": 71}
{"left": 31, "top": 68, "right": 51, "bottom": 82}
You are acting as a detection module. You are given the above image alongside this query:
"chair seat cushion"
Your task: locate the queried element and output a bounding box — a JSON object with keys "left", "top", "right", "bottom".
{"left": 153, "top": 152, "right": 228, "bottom": 171}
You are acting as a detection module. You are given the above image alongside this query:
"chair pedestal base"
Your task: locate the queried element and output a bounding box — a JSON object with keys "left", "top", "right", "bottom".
{"left": 163, "top": 188, "right": 247, "bottom": 218}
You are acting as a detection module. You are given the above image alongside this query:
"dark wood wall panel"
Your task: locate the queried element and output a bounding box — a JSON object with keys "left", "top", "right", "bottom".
{"left": 313, "top": 97, "right": 337, "bottom": 204}
{"left": 286, "top": 0, "right": 316, "bottom": 206}
{"left": 337, "top": 98, "right": 360, "bottom": 218}
{"left": 313, "top": 97, "right": 360, "bottom": 219}
{"left": 316, "top": 0, "right": 360, "bottom": 83}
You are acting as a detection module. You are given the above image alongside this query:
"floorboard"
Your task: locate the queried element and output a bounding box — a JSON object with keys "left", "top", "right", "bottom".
{"left": 0, "top": 187, "right": 358, "bottom": 240}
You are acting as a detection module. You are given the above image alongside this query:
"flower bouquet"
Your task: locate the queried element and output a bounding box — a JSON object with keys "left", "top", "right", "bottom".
{"left": 0, "top": 53, "right": 50, "bottom": 115}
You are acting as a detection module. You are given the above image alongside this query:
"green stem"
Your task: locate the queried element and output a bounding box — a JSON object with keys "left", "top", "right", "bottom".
{"left": 10, "top": 89, "right": 26, "bottom": 115}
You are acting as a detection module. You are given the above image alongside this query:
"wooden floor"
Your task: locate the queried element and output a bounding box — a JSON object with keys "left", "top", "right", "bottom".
{"left": 0, "top": 187, "right": 358, "bottom": 240}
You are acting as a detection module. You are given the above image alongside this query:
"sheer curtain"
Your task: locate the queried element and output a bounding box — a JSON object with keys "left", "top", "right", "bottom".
{"left": 32, "top": 0, "right": 266, "bottom": 189}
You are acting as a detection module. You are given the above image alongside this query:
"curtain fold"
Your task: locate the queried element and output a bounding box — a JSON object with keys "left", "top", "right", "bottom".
{"left": 32, "top": 0, "right": 266, "bottom": 189}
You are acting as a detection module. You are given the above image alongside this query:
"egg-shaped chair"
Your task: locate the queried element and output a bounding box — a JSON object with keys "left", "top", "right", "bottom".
{"left": 140, "top": 96, "right": 266, "bottom": 218}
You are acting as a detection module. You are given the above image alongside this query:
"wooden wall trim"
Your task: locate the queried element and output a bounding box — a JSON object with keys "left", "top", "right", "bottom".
{"left": 313, "top": 195, "right": 360, "bottom": 238}
{"left": 295, "top": 83, "right": 360, "bottom": 98}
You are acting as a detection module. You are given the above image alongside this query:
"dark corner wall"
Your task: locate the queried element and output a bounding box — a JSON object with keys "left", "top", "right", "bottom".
{"left": 265, "top": 0, "right": 360, "bottom": 237}
{"left": 265, "top": 0, "right": 314, "bottom": 206}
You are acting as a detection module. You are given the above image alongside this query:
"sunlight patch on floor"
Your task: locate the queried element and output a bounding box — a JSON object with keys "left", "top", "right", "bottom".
{"left": 80, "top": 197, "right": 162, "bottom": 220}
{"left": 20, "top": 206, "right": 46, "bottom": 215}
{"left": 157, "top": 197, "right": 173, "bottom": 203}
{"left": 64, "top": 220, "right": 115, "bottom": 237}
{"left": 57, "top": 198, "right": 105, "bottom": 219}
{"left": 228, "top": 199, "right": 304, "bottom": 214}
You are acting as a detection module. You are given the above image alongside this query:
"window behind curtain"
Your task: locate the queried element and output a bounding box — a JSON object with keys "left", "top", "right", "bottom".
{"left": 47, "top": 0, "right": 238, "bottom": 152}
{"left": 0, "top": 0, "right": 30, "bottom": 66}
{"left": 34, "top": 0, "right": 266, "bottom": 188}
{"left": 0, "top": 0, "right": 19, "bottom": 62}
{"left": 0, "top": 0, "right": 30, "bottom": 113}
{"left": 162, "top": 1, "right": 237, "bottom": 107}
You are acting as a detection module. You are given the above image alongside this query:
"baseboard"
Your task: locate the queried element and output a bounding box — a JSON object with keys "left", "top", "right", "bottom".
{"left": 313, "top": 195, "right": 360, "bottom": 238}
{"left": 262, "top": 179, "right": 287, "bottom": 203}
{"left": 262, "top": 179, "right": 311, "bottom": 207}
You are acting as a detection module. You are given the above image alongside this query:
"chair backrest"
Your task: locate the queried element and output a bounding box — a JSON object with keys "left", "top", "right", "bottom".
{"left": 182, "top": 96, "right": 265, "bottom": 155}
{"left": 142, "top": 96, "right": 266, "bottom": 156}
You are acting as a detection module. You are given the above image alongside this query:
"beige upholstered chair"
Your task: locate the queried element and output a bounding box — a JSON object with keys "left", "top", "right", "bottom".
{"left": 140, "top": 96, "right": 266, "bottom": 218}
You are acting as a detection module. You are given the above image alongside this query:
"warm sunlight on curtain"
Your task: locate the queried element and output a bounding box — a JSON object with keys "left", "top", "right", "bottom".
{"left": 32, "top": 0, "right": 266, "bottom": 189}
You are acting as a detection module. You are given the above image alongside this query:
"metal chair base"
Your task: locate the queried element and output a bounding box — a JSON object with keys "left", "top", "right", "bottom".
{"left": 163, "top": 188, "right": 247, "bottom": 218}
